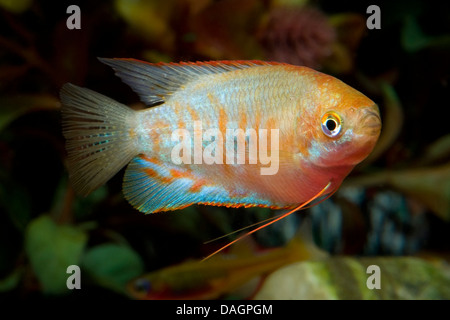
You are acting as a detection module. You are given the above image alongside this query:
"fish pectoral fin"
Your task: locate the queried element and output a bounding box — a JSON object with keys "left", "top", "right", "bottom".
{"left": 99, "top": 58, "right": 281, "bottom": 106}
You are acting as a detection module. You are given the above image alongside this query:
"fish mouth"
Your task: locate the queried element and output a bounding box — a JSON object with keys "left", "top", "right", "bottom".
{"left": 361, "top": 105, "right": 381, "bottom": 136}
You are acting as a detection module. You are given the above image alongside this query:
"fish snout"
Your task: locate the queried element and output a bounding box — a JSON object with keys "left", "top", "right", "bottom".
{"left": 361, "top": 104, "right": 381, "bottom": 136}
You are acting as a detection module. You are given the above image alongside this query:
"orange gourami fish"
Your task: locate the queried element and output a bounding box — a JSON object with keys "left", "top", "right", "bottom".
{"left": 60, "top": 59, "right": 381, "bottom": 226}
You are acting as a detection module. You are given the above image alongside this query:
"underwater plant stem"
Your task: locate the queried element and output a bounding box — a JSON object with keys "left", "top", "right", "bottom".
{"left": 0, "top": 35, "right": 64, "bottom": 87}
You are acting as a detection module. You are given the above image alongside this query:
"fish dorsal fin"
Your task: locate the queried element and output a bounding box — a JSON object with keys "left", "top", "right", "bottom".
{"left": 99, "top": 58, "right": 282, "bottom": 106}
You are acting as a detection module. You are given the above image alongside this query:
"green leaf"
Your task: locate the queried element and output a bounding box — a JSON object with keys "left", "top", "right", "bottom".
{"left": 73, "top": 186, "right": 108, "bottom": 220}
{"left": 386, "top": 164, "right": 450, "bottom": 221}
{"left": 82, "top": 243, "right": 144, "bottom": 294}
{"left": 0, "top": 177, "right": 31, "bottom": 232}
{"left": 362, "top": 83, "right": 403, "bottom": 165}
{"left": 402, "top": 16, "right": 431, "bottom": 52}
{"left": 346, "top": 163, "right": 450, "bottom": 221}
{"left": 418, "top": 134, "right": 450, "bottom": 166}
{"left": 114, "top": 0, "right": 174, "bottom": 46}
{"left": 272, "top": 0, "right": 308, "bottom": 8}
{"left": 255, "top": 257, "right": 450, "bottom": 299}
{"left": 0, "top": 267, "right": 23, "bottom": 292}
{"left": 0, "top": 0, "right": 32, "bottom": 13}
{"left": 25, "top": 215, "right": 87, "bottom": 294}
{"left": 402, "top": 16, "right": 450, "bottom": 53}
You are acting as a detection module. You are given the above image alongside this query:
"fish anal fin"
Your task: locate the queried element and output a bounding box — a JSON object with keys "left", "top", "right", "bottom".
{"left": 123, "top": 155, "right": 282, "bottom": 214}
{"left": 123, "top": 156, "right": 201, "bottom": 213}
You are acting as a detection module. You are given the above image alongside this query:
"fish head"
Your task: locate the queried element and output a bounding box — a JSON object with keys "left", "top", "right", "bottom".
{"left": 306, "top": 73, "right": 381, "bottom": 168}
{"left": 126, "top": 264, "right": 220, "bottom": 300}
{"left": 126, "top": 274, "right": 171, "bottom": 300}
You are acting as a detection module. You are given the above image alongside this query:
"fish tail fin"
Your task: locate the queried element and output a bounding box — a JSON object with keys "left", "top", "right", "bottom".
{"left": 60, "top": 83, "right": 139, "bottom": 196}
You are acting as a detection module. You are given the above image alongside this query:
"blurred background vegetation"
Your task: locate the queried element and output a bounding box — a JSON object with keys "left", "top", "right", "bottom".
{"left": 0, "top": 0, "right": 449, "bottom": 299}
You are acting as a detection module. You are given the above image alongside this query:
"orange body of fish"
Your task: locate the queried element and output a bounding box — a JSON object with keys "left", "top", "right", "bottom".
{"left": 61, "top": 59, "right": 381, "bottom": 214}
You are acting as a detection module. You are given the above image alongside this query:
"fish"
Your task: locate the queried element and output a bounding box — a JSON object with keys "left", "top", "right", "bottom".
{"left": 60, "top": 59, "right": 381, "bottom": 255}
{"left": 126, "top": 231, "right": 327, "bottom": 300}
{"left": 61, "top": 58, "right": 381, "bottom": 213}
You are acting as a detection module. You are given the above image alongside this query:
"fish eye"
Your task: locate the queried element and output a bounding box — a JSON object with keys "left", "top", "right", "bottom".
{"left": 321, "top": 112, "right": 342, "bottom": 138}
{"left": 134, "top": 278, "right": 151, "bottom": 293}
